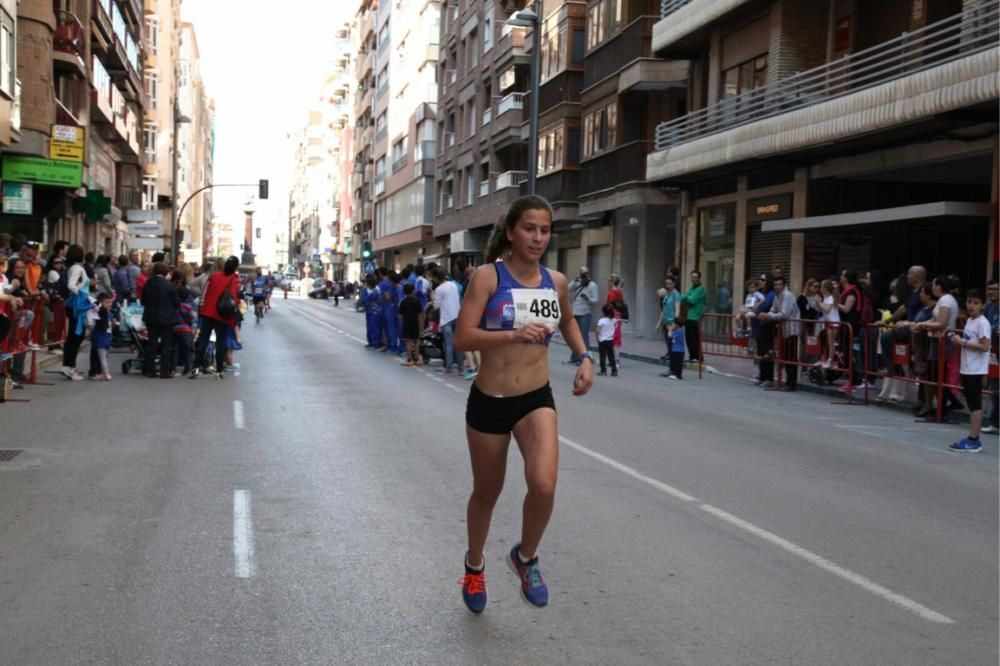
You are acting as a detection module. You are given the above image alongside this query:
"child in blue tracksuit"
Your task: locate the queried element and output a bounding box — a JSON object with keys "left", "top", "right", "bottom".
{"left": 363, "top": 276, "right": 382, "bottom": 348}
{"left": 668, "top": 317, "right": 686, "bottom": 379}
{"left": 380, "top": 272, "right": 402, "bottom": 354}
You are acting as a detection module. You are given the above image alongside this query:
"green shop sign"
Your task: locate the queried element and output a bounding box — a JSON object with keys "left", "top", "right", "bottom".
{"left": 2, "top": 154, "right": 83, "bottom": 188}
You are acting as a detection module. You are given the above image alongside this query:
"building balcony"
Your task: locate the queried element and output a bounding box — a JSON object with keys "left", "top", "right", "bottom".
{"left": 356, "top": 86, "right": 374, "bottom": 116}
{"left": 584, "top": 16, "right": 657, "bottom": 89}
{"left": 117, "top": 185, "right": 141, "bottom": 210}
{"left": 497, "top": 91, "right": 524, "bottom": 117}
{"left": 495, "top": 170, "right": 529, "bottom": 191}
{"left": 121, "top": 0, "right": 142, "bottom": 26}
{"left": 358, "top": 10, "right": 374, "bottom": 41}
{"left": 648, "top": 2, "right": 1000, "bottom": 181}
{"left": 90, "top": 85, "right": 114, "bottom": 124}
{"left": 531, "top": 170, "right": 580, "bottom": 205}
{"left": 653, "top": 0, "right": 753, "bottom": 54}
{"left": 414, "top": 139, "right": 436, "bottom": 162}
{"left": 92, "top": 0, "right": 113, "bottom": 48}
{"left": 391, "top": 155, "right": 408, "bottom": 174}
{"left": 495, "top": 24, "right": 529, "bottom": 69}
{"left": 580, "top": 141, "right": 649, "bottom": 195}
{"left": 374, "top": 126, "right": 387, "bottom": 144}
{"left": 356, "top": 48, "right": 373, "bottom": 80}
{"left": 53, "top": 11, "right": 87, "bottom": 75}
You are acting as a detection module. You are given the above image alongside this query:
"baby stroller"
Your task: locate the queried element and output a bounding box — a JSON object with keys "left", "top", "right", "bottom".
{"left": 118, "top": 302, "right": 157, "bottom": 375}
{"left": 806, "top": 331, "right": 850, "bottom": 386}
{"left": 419, "top": 328, "right": 445, "bottom": 365}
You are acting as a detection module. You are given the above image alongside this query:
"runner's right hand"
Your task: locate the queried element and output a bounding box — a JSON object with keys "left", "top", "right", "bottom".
{"left": 512, "top": 323, "right": 550, "bottom": 344}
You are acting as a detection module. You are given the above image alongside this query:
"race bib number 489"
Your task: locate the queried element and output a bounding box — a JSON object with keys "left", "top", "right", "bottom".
{"left": 510, "top": 288, "right": 561, "bottom": 331}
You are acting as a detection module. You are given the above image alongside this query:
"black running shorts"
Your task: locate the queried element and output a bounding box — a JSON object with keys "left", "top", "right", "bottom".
{"left": 961, "top": 374, "right": 985, "bottom": 412}
{"left": 466, "top": 382, "right": 556, "bottom": 435}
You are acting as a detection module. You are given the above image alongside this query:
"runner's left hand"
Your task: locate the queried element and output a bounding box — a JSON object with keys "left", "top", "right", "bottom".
{"left": 572, "top": 360, "right": 594, "bottom": 396}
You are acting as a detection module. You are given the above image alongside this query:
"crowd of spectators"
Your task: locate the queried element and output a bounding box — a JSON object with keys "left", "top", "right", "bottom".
{"left": 1, "top": 231, "right": 248, "bottom": 388}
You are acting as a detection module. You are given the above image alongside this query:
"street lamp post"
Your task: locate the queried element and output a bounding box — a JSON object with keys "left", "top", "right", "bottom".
{"left": 506, "top": 3, "right": 541, "bottom": 196}
{"left": 170, "top": 104, "right": 192, "bottom": 264}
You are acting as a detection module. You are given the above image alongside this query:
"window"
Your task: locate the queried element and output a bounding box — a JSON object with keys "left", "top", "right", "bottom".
{"left": 92, "top": 55, "right": 111, "bottom": 95}
{"left": 144, "top": 70, "right": 158, "bottom": 109}
{"left": 537, "top": 125, "right": 565, "bottom": 176}
{"left": 375, "top": 156, "right": 386, "bottom": 176}
{"left": 465, "top": 168, "right": 475, "bottom": 206}
{"left": 721, "top": 53, "right": 768, "bottom": 99}
{"left": 586, "top": 0, "right": 622, "bottom": 51}
{"left": 583, "top": 102, "right": 617, "bottom": 158}
{"left": 145, "top": 16, "right": 158, "bottom": 57}
{"left": 482, "top": 13, "right": 493, "bottom": 53}
{"left": 143, "top": 122, "right": 157, "bottom": 162}
{"left": 539, "top": 18, "right": 567, "bottom": 82}
{"left": 0, "top": 8, "right": 14, "bottom": 96}
{"left": 142, "top": 175, "right": 157, "bottom": 211}
{"left": 391, "top": 138, "right": 406, "bottom": 164}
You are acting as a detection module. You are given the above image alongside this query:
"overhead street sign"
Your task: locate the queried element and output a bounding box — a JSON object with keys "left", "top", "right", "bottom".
{"left": 126, "top": 209, "right": 165, "bottom": 222}
{"left": 129, "top": 223, "right": 163, "bottom": 235}
{"left": 128, "top": 237, "right": 165, "bottom": 251}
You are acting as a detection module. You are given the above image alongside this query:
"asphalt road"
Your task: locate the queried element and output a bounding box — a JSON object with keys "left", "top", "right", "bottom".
{"left": 0, "top": 296, "right": 996, "bottom": 665}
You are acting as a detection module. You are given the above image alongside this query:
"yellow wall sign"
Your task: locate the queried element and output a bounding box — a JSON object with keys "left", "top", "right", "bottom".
{"left": 49, "top": 124, "right": 85, "bottom": 163}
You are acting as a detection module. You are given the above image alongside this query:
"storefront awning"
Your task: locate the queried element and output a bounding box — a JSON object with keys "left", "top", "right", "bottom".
{"left": 762, "top": 201, "right": 994, "bottom": 233}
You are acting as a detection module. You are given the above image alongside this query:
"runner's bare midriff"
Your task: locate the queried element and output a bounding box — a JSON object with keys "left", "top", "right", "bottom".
{"left": 474, "top": 343, "right": 550, "bottom": 397}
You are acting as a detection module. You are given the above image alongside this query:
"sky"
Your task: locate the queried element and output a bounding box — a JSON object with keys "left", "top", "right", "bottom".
{"left": 180, "top": 1, "right": 353, "bottom": 236}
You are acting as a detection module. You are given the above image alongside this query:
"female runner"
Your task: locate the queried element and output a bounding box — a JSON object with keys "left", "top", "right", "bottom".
{"left": 454, "top": 195, "right": 593, "bottom": 613}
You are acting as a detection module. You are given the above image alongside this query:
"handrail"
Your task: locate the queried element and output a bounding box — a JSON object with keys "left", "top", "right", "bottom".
{"left": 498, "top": 92, "right": 525, "bottom": 116}
{"left": 660, "top": 0, "right": 691, "bottom": 20}
{"left": 654, "top": 1, "right": 999, "bottom": 150}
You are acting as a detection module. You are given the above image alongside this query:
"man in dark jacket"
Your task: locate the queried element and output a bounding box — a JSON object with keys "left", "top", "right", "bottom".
{"left": 141, "top": 262, "right": 180, "bottom": 378}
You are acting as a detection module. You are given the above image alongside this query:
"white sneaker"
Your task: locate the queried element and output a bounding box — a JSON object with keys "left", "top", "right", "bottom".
{"left": 981, "top": 425, "right": 998, "bottom": 434}
{"left": 60, "top": 366, "right": 75, "bottom": 380}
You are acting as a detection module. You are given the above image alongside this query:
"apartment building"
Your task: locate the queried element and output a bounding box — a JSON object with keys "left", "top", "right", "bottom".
{"left": 176, "top": 22, "right": 213, "bottom": 264}
{"left": 0, "top": 0, "right": 145, "bottom": 254}
{"left": 645, "top": 0, "right": 998, "bottom": 322}
{"left": 288, "top": 21, "right": 353, "bottom": 279}
{"left": 434, "top": 0, "right": 534, "bottom": 266}
{"left": 367, "top": 0, "right": 443, "bottom": 270}
{"left": 350, "top": 0, "right": 376, "bottom": 270}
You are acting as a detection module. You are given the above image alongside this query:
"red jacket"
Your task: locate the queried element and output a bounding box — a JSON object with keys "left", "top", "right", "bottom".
{"left": 199, "top": 272, "right": 240, "bottom": 326}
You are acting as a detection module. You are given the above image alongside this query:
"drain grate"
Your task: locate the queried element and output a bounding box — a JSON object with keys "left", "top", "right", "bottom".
{"left": 0, "top": 450, "right": 23, "bottom": 462}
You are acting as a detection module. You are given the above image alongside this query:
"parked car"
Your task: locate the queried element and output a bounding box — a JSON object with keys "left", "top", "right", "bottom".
{"left": 308, "top": 278, "right": 331, "bottom": 299}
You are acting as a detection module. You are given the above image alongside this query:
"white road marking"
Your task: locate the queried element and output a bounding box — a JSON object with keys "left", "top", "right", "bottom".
{"left": 233, "top": 490, "right": 256, "bottom": 578}
{"left": 233, "top": 400, "right": 245, "bottom": 429}
{"left": 445, "top": 384, "right": 465, "bottom": 394}
{"left": 558, "top": 434, "right": 954, "bottom": 625}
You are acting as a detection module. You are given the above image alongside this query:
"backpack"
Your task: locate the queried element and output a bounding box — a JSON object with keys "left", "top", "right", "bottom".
{"left": 216, "top": 276, "right": 238, "bottom": 318}
{"left": 616, "top": 301, "right": 630, "bottom": 321}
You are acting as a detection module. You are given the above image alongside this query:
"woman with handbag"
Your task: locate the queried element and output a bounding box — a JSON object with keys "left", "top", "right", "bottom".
{"left": 191, "top": 256, "right": 241, "bottom": 379}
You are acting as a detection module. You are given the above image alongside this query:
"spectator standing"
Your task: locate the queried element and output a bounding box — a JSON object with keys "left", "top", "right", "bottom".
{"left": 172, "top": 286, "right": 196, "bottom": 376}
{"left": 568, "top": 267, "right": 598, "bottom": 364}
{"left": 93, "top": 255, "right": 113, "bottom": 296}
{"left": 660, "top": 316, "right": 686, "bottom": 380}
{"left": 398, "top": 283, "right": 423, "bottom": 367}
{"left": 605, "top": 275, "right": 626, "bottom": 368}
{"left": 681, "top": 270, "right": 706, "bottom": 364}
{"left": 83, "top": 252, "right": 96, "bottom": 281}
{"left": 141, "top": 262, "right": 180, "bottom": 378}
{"left": 432, "top": 267, "right": 463, "bottom": 375}
{"left": 362, "top": 275, "right": 383, "bottom": 348}
{"left": 658, "top": 275, "right": 681, "bottom": 360}
{"left": 982, "top": 279, "right": 998, "bottom": 434}
{"left": 836, "top": 270, "right": 866, "bottom": 392}
{"left": 126, "top": 249, "right": 141, "bottom": 302}
{"left": 949, "top": 288, "right": 992, "bottom": 452}
{"left": 596, "top": 304, "right": 618, "bottom": 377}
{"left": 797, "top": 278, "right": 821, "bottom": 339}
{"left": 61, "top": 244, "right": 89, "bottom": 381}
{"left": 916, "top": 275, "right": 963, "bottom": 416}
{"left": 760, "top": 275, "right": 801, "bottom": 391}
{"left": 188, "top": 260, "right": 214, "bottom": 300}
{"left": 191, "top": 256, "right": 241, "bottom": 379}
{"left": 753, "top": 275, "right": 777, "bottom": 387}
{"left": 112, "top": 254, "right": 131, "bottom": 300}
{"left": 89, "top": 292, "right": 114, "bottom": 381}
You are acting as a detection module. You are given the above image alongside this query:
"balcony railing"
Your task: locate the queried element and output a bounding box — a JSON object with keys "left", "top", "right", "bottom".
{"left": 53, "top": 11, "right": 86, "bottom": 59}
{"left": 414, "top": 139, "right": 436, "bottom": 161}
{"left": 479, "top": 180, "right": 490, "bottom": 197}
{"left": 392, "top": 155, "right": 408, "bottom": 173}
{"left": 654, "top": 1, "right": 1000, "bottom": 151}
{"left": 497, "top": 92, "right": 524, "bottom": 116}
{"left": 660, "top": 0, "right": 691, "bottom": 20}
{"left": 580, "top": 141, "right": 650, "bottom": 194}
{"left": 495, "top": 170, "right": 529, "bottom": 190}
{"left": 481, "top": 107, "right": 492, "bottom": 126}
{"left": 374, "top": 126, "right": 387, "bottom": 143}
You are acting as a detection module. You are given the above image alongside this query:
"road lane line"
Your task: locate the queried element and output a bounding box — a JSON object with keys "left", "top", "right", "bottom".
{"left": 558, "top": 434, "right": 954, "bottom": 625}
{"left": 233, "top": 400, "right": 245, "bottom": 430}
{"left": 233, "top": 490, "right": 256, "bottom": 578}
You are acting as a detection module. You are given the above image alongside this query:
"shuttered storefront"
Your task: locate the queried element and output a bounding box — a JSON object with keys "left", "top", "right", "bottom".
{"left": 748, "top": 227, "right": 791, "bottom": 281}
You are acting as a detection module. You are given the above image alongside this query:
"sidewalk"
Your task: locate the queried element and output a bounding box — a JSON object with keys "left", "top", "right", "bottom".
{"left": 553, "top": 328, "right": 975, "bottom": 424}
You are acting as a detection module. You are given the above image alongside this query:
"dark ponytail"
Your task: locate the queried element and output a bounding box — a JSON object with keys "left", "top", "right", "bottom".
{"left": 484, "top": 195, "right": 554, "bottom": 263}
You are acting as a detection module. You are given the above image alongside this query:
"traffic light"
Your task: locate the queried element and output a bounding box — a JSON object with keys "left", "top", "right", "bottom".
{"left": 361, "top": 241, "right": 372, "bottom": 259}
{"left": 258, "top": 179, "right": 269, "bottom": 200}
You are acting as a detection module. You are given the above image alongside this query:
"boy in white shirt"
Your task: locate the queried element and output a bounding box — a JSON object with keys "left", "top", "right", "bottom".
{"left": 735, "top": 278, "right": 764, "bottom": 337}
{"left": 596, "top": 304, "right": 618, "bottom": 377}
{"left": 950, "top": 288, "right": 992, "bottom": 453}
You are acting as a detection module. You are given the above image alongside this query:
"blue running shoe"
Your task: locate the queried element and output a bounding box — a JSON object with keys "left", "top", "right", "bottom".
{"left": 507, "top": 544, "right": 548, "bottom": 607}
{"left": 949, "top": 437, "right": 983, "bottom": 453}
{"left": 459, "top": 561, "right": 487, "bottom": 614}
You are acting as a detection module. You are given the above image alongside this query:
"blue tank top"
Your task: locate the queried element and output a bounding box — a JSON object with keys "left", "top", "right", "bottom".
{"left": 479, "top": 262, "right": 559, "bottom": 346}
